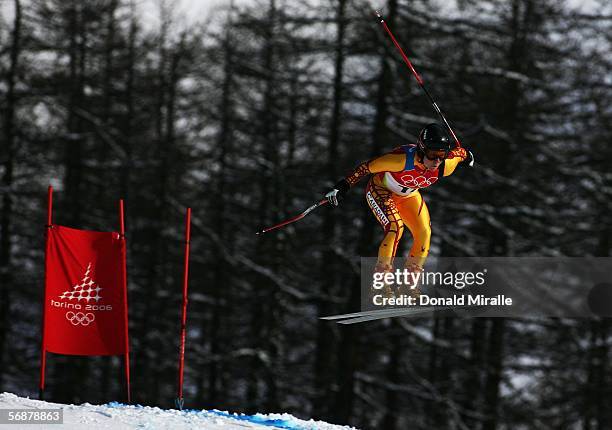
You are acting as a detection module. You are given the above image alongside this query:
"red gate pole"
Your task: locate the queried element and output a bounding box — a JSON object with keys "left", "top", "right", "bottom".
{"left": 119, "top": 199, "right": 131, "bottom": 404}
{"left": 175, "top": 208, "right": 191, "bottom": 410}
{"left": 39, "top": 186, "right": 53, "bottom": 400}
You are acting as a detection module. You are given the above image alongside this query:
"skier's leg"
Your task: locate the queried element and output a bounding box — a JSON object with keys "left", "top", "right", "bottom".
{"left": 393, "top": 192, "right": 431, "bottom": 296}
{"left": 395, "top": 191, "right": 431, "bottom": 269}
{"left": 365, "top": 181, "right": 404, "bottom": 269}
{"left": 365, "top": 181, "right": 405, "bottom": 297}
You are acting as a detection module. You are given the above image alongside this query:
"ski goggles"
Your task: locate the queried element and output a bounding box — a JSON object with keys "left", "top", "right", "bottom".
{"left": 424, "top": 149, "right": 447, "bottom": 162}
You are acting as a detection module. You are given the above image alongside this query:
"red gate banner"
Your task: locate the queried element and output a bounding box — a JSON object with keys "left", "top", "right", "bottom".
{"left": 43, "top": 225, "right": 127, "bottom": 356}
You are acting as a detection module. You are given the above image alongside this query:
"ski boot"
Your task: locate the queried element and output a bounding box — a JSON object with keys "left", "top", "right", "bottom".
{"left": 372, "top": 262, "right": 396, "bottom": 299}
{"left": 398, "top": 261, "right": 424, "bottom": 299}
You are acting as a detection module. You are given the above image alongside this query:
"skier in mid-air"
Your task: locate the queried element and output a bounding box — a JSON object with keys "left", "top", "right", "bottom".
{"left": 324, "top": 123, "right": 473, "bottom": 293}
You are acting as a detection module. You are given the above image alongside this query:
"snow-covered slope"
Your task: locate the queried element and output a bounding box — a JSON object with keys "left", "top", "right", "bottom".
{"left": 0, "top": 393, "right": 356, "bottom": 430}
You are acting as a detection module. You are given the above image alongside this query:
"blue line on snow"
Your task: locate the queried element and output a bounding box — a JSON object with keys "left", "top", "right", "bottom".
{"left": 105, "top": 402, "right": 308, "bottom": 429}
{"left": 206, "top": 409, "right": 297, "bottom": 428}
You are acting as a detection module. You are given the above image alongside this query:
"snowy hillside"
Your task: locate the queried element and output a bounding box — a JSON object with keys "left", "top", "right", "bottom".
{"left": 0, "top": 393, "right": 356, "bottom": 430}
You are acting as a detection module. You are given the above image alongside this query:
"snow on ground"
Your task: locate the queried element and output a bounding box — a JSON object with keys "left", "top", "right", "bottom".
{"left": 0, "top": 393, "right": 357, "bottom": 430}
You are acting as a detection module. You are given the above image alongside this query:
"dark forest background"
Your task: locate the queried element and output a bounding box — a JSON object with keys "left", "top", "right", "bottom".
{"left": 1, "top": 0, "right": 611, "bottom": 428}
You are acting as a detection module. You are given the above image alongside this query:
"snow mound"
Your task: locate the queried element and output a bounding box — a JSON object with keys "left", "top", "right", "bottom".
{"left": 0, "top": 392, "right": 357, "bottom": 430}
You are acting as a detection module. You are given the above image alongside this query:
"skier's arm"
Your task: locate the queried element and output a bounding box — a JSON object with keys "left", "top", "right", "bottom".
{"left": 345, "top": 153, "right": 405, "bottom": 186}
{"left": 443, "top": 147, "right": 474, "bottom": 176}
{"left": 325, "top": 153, "right": 406, "bottom": 206}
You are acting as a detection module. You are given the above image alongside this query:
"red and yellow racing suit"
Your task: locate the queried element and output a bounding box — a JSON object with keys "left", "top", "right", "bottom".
{"left": 343, "top": 144, "right": 468, "bottom": 270}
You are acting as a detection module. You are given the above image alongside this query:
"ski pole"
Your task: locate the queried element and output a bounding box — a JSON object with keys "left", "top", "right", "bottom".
{"left": 375, "top": 10, "right": 462, "bottom": 148}
{"left": 256, "top": 199, "right": 329, "bottom": 235}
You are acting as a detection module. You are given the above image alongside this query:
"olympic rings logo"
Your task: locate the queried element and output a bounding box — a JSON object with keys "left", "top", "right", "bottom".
{"left": 397, "top": 174, "right": 438, "bottom": 188}
{"left": 65, "top": 311, "right": 95, "bottom": 326}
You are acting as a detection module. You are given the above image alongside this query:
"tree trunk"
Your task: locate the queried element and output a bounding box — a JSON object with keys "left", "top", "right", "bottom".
{"left": 204, "top": 7, "right": 235, "bottom": 405}
{"left": 0, "top": 0, "right": 21, "bottom": 392}
{"left": 461, "top": 318, "right": 486, "bottom": 427}
{"left": 382, "top": 326, "right": 402, "bottom": 430}
{"left": 482, "top": 319, "right": 506, "bottom": 430}
{"left": 332, "top": 0, "right": 396, "bottom": 422}
{"left": 315, "top": 0, "right": 346, "bottom": 419}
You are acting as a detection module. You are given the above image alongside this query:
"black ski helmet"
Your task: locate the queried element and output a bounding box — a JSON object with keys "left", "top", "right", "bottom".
{"left": 417, "top": 123, "right": 451, "bottom": 154}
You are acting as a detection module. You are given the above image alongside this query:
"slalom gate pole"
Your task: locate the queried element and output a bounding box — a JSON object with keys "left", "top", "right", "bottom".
{"left": 119, "top": 199, "right": 131, "bottom": 404}
{"left": 375, "top": 10, "right": 462, "bottom": 148}
{"left": 256, "top": 199, "right": 328, "bottom": 235}
{"left": 39, "top": 186, "right": 53, "bottom": 400}
{"left": 175, "top": 208, "right": 191, "bottom": 411}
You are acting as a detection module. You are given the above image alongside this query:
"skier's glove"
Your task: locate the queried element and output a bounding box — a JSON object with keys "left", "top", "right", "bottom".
{"left": 325, "top": 179, "right": 350, "bottom": 206}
